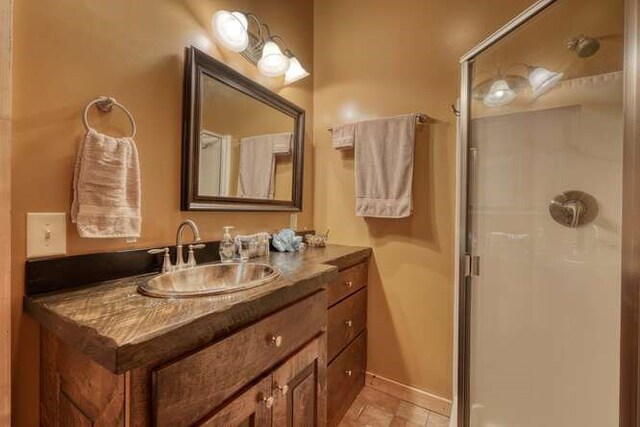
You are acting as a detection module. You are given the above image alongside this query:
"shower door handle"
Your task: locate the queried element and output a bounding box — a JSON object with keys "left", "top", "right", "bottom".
{"left": 468, "top": 147, "right": 478, "bottom": 208}
{"left": 464, "top": 254, "right": 480, "bottom": 277}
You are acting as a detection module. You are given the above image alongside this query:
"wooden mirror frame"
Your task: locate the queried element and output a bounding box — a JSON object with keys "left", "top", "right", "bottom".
{"left": 181, "top": 46, "right": 305, "bottom": 211}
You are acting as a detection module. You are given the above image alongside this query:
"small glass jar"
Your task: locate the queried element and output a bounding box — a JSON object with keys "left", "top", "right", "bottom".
{"left": 259, "top": 235, "right": 270, "bottom": 259}
{"left": 248, "top": 238, "right": 258, "bottom": 258}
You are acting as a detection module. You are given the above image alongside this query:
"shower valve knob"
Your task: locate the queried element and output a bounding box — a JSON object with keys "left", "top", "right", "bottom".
{"left": 549, "top": 190, "right": 598, "bottom": 228}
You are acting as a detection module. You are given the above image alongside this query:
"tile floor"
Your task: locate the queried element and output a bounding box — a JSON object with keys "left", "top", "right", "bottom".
{"left": 338, "top": 386, "right": 450, "bottom": 427}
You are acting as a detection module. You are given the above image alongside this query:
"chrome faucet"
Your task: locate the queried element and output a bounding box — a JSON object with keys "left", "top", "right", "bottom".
{"left": 175, "top": 220, "right": 202, "bottom": 270}
{"left": 147, "top": 220, "right": 204, "bottom": 273}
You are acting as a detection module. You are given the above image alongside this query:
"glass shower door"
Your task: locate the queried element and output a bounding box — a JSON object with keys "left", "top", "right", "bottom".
{"left": 465, "top": 1, "right": 624, "bottom": 426}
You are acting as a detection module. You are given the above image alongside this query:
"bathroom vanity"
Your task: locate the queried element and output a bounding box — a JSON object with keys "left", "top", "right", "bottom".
{"left": 25, "top": 245, "right": 370, "bottom": 426}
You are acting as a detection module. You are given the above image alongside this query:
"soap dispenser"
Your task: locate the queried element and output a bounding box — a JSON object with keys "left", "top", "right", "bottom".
{"left": 219, "top": 226, "right": 236, "bottom": 263}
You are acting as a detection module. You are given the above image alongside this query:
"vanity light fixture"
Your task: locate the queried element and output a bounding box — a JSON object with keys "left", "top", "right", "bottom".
{"left": 257, "top": 40, "right": 290, "bottom": 77}
{"left": 526, "top": 66, "right": 564, "bottom": 98}
{"left": 483, "top": 78, "right": 517, "bottom": 107}
{"left": 211, "top": 11, "right": 249, "bottom": 52}
{"left": 211, "top": 10, "right": 309, "bottom": 84}
{"left": 475, "top": 63, "right": 563, "bottom": 107}
{"left": 285, "top": 57, "right": 310, "bottom": 85}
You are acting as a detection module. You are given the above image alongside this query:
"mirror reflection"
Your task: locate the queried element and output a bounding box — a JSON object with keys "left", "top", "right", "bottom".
{"left": 197, "top": 73, "right": 295, "bottom": 201}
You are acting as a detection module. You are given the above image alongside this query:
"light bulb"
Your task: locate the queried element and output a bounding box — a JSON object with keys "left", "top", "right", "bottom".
{"left": 284, "top": 57, "right": 310, "bottom": 84}
{"left": 528, "top": 67, "right": 564, "bottom": 98}
{"left": 257, "top": 41, "right": 290, "bottom": 77}
{"left": 483, "top": 79, "right": 516, "bottom": 107}
{"left": 211, "top": 10, "right": 249, "bottom": 52}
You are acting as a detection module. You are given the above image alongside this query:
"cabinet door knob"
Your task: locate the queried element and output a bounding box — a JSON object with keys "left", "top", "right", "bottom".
{"left": 345, "top": 319, "right": 353, "bottom": 328}
{"left": 345, "top": 370, "right": 353, "bottom": 377}
{"left": 270, "top": 335, "right": 283, "bottom": 347}
{"left": 277, "top": 384, "right": 289, "bottom": 395}
{"left": 345, "top": 281, "right": 353, "bottom": 288}
{"left": 262, "top": 395, "right": 275, "bottom": 408}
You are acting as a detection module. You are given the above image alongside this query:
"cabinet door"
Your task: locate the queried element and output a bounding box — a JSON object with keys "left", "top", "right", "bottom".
{"left": 272, "top": 335, "right": 327, "bottom": 427}
{"left": 198, "top": 377, "right": 272, "bottom": 427}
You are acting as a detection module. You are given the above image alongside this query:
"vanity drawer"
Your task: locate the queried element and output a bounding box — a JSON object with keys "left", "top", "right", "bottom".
{"left": 152, "top": 290, "right": 326, "bottom": 427}
{"left": 328, "top": 288, "right": 367, "bottom": 362}
{"left": 327, "top": 331, "right": 366, "bottom": 427}
{"left": 327, "top": 261, "right": 368, "bottom": 307}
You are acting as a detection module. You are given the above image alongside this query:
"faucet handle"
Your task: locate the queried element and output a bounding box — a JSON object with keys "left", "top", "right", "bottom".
{"left": 148, "top": 247, "right": 172, "bottom": 273}
{"left": 187, "top": 244, "right": 206, "bottom": 268}
{"left": 147, "top": 248, "right": 168, "bottom": 255}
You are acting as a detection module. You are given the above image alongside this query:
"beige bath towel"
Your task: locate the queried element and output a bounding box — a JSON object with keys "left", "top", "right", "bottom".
{"left": 71, "top": 129, "right": 141, "bottom": 238}
{"left": 237, "top": 136, "right": 276, "bottom": 199}
{"left": 355, "top": 114, "right": 417, "bottom": 218}
{"left": 331, "top": 122, "right": 356, "bottom": 150}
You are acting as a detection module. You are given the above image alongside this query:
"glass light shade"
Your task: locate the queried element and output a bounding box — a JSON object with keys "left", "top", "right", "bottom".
{"left": 483, "top": 79, "right": 517, "bottom": 107}
{"left": 284, "top": 57, "right": 310, "bottom": 84}
{"left": 257, "top": 41, "right": 290, "bottom": 77}
{"left": 528, "top": 67, "right": 564, "bottom": 98}
{"left": 211, "top": 10, "right": 249, "bottom": 52}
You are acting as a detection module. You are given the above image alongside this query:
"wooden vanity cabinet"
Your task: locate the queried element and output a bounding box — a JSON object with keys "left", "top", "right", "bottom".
{"left": 41, "top": 290, "right": 327, "bottom": 427}
{"left": 326, "top": 260, "right": 369, "bottom": 427}
{"left": 198, "top": 377, "right": 273, "bottom": 427}
{"left": 199, "top": 337, "right": 326, "bottom": 427}
{"left": 272, "top": 337, "right": 326, "bottom": 426}
{"left": 40, "top": 329, "right": 127, "bottom": 426}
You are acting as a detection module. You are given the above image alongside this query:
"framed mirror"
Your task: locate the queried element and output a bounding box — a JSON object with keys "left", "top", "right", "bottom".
{"left": 181, "top": 46, "right": 305, "bottom": 211}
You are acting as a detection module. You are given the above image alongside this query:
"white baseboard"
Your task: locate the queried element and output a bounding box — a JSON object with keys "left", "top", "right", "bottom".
{"left": 365, "top": 372, "right": 452, "bottom": 417}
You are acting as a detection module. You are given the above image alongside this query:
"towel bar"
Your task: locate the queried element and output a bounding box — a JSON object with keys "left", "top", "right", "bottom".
{"left": 83, "top": 96, "right": 137, "bottom": 138}
{"left": 326, "top": 113, "right": 428, "bottom": 132}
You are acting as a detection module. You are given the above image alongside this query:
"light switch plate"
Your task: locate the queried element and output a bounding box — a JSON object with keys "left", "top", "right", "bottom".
{"left": 27, "top": 213, "right": 67, "bottom": 259}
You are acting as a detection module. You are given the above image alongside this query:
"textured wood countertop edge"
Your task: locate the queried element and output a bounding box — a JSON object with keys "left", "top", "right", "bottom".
{"left": 24, "top": 245, "right": 372, "bottom": 373}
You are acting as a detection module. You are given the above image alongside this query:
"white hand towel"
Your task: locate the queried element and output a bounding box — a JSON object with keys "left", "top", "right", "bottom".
{"left": 354, "top": 114, "right": 417, "bottom": 218}
{"left": 237, "top": 136, "right": 276, "bottom": 199}
{"left": 71, "top": 129, "right": 141, "bottom": 238}
{"left": 331, "top": 122, "right": 356, "bottom": 150}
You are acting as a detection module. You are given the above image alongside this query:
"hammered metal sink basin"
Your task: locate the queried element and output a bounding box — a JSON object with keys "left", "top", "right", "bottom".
{"left": 138, "top": 262, "right": 281, "bottom": 298}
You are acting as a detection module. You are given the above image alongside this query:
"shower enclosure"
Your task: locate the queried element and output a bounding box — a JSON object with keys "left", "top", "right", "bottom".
{"left": 456, "top": 0, "right": 640, "bottom": 426}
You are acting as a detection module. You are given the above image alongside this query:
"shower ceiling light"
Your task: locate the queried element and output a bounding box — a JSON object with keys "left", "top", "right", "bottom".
{"left": 211, "top": 10, "right": 310, "bottom": 84}
{"left": 483, "top": 79, "right": 517, "bottom": 107}
{"left": 258, "top": 41, "right": 290, "bottom": 77}
{"left": 211, "top": 10, "right": 249, "bottom": 52}
{"left": 528, "top": 66, "right": 564, "bottom": 98}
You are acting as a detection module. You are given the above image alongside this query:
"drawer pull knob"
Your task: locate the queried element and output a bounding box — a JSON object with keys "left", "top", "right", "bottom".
{"left": 345, "top": 319, "right": 353, "bottom": 328}
{"left": 345, "top": 281, "right": 354, "bottom": 288}
{"left": 262, "top": 395, "right": 275, "bottom": 408}
{"left": 345, "top": 370, "right": 353, "bottom": 377}
{"left": 270, "top": 335, "right": 283, "bottom": 347}
{"left": 277, "top": 384, "right": 289, "bottom": 395}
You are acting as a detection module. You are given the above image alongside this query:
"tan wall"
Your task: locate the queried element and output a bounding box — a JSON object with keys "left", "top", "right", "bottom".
{"left": 10, "top": 0, "right": 313, "bottom": 425}
{"left": 0, "top": 0, "right": 11, "bottom": 424}
{"left": 313, "top": 0, "right": 533, "bottom": 400}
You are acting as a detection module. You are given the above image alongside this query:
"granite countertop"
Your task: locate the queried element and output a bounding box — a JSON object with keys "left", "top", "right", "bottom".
{"left": 24, "top": 244, "right": 371, "bottom": 374}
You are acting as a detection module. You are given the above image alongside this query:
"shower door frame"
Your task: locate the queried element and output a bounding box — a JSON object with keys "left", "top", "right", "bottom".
{"left": 456, "top": 0, "right": 640, "bottom": 426}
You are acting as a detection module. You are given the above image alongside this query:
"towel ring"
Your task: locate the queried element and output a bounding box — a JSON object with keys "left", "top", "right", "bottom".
{"left": 83, "top": 96, "right": 137, "bottom": 138}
